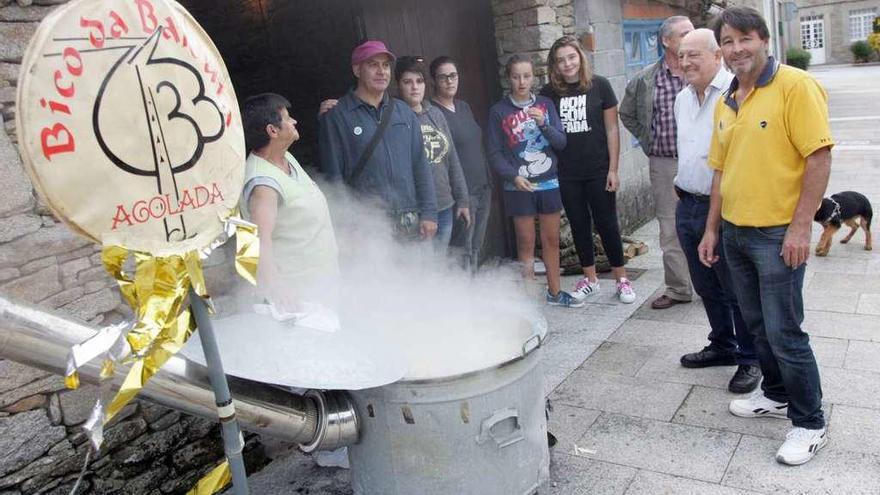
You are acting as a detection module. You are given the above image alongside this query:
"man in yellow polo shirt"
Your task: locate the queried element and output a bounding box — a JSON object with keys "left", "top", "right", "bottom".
{"left": 697, "top": 7, "right": 833, "bottom": 466}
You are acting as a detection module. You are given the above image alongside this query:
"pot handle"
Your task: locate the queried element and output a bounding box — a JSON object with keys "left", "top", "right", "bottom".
{"left": 522, "top": 334, "right": 542, "bottom": 356}
{"left": 477, "top": 407, "right": 524, "bottom": 449}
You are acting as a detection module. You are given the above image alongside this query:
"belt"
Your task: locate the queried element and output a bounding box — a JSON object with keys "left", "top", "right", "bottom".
{"left": 675, "top": 186, "right": 709, "bottom": 202}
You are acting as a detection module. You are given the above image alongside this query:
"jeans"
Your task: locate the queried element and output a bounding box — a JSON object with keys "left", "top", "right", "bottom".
{"left": 433, "top": 207, "right": 454, "bottom": 255}
{"left": 722, "top": 221, "right": 825, "bottom": 429}
{"left": 451, "top": 186, "right": 491, "bottom": 271}
{"left": 675, "top": 194, "right": 756, "bottom": 365}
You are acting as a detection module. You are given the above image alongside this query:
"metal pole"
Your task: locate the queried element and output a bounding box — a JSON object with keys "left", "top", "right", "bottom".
{"left": 189, "top": 288, "right": 250, "bottom": 494}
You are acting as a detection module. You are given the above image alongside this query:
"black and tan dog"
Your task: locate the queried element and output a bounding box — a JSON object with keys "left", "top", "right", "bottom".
{"left": 814, "top": 191, "right": 873, "bottom": 256}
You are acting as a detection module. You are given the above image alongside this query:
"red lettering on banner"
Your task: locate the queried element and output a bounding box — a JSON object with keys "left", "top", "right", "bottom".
{"left": 162, "top": 15, "right": 179, "bottom": 42}
{"left": 63, "top": 47, "right": 83, "bottom": 76}
{"left": 131, "top": 200, "right": 150, "bottom": 224}
{"left": 194, "top": 185, "right": 210, "bottom": 207}
{"left": 53, "top": 70, "right": 74, "bottom": 98}
{"left": 40, "top": 98, "right": 71, "bottom": 116}
{"left": 135, "top": 0, "right": 158, "bottom": 33}
{"left": 79, "top": 17, "right": 105, "bottom": 48}
{"left": 109, "top": 11, "right": 129, "bottom": 38}
{"left": 110, "top": 183, "right": 225, "bottom": 230}
{"left": 148, "top": 196, "right": 167, "bottom": 218}
{"left": 210, "top": 183, "right": 224, "bottom": 202}
{"left": 40, "top": 123, "right": 76, "bottom": 160}
{"left": 178, "top": 189, "right": 194, "bottom": 210}
{"left": 203, "top": 62, "right": 218, "bottom": 83}
{"left": 111, "top": 205, "right": 133, "bottom": 229}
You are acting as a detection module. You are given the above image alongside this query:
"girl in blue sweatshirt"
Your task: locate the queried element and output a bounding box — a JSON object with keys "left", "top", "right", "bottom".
{"left": 487, "top": 54, "right": 581, "bottom": 308}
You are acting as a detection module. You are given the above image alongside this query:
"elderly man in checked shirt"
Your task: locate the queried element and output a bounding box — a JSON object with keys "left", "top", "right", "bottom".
{"left": 620, "top": 15, "right": 695, "bottom": 310}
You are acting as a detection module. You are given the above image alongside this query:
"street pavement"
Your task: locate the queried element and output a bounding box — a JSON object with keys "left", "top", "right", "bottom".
{"left": 245, "top": 64, "right": 880, "bottom": 494}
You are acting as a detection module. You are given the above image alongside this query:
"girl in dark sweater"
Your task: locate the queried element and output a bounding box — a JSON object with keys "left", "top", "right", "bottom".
{"left": 487, "top": 54, "right": 580, "bottom": 308}
{"left": 540, "top": 35, "right": 635, "bottom": 305}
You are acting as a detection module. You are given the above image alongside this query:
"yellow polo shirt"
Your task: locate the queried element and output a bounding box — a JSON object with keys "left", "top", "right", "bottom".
{"left": 708, "top": 60, "right": 834, "bottom": 227}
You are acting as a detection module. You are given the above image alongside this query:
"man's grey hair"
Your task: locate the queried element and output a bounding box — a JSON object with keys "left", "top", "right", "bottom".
{"left": 660, "top": 15, "right": 691, "bottom": 39}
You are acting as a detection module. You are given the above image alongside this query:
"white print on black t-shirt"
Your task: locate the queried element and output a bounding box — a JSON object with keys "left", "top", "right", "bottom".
{"left": 559, "top": 94, "right": 591, "bottom": 133}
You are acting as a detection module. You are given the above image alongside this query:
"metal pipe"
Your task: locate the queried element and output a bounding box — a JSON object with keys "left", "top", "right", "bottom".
{"left": 0, "top": 295, "right": 357, "bottom": 448}
{"left": 189, "top": 289, "right": 249, "bottom": 494}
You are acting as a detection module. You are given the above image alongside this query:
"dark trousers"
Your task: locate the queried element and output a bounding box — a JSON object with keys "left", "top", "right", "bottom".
{"left": 675, "top": 193, "right": 757, "bottom": 365}
{"left": 559, "top": 177, "right": 625, "bottom": 269}
{"left": 722, "top": 221, "right": 825, "bottom": 429}
{"left": 450, "top": 186, "right": 492, "bottom": 272}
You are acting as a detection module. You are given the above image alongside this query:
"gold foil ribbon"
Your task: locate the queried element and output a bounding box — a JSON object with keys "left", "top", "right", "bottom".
{"left": 186, "top": 460, "right": 232, "bottom": 495}
{"left": 62, "top": 214, "right": 257, "bottom": 494}
{"left": 63, "top": 214, "right": 259, "bottom": 434}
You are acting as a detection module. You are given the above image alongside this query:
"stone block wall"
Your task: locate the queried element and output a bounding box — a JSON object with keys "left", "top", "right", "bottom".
{"left": 0, "top": 1, "right": 262, "bottom": 493}
{"left": 490, "top": 0, "right": 655, "bottom": 233}
{"left": 492, "top": 0, "right": 574, "bottom": 86}
{"left": 0, "top": 360, "right": 268, "bottom": 495}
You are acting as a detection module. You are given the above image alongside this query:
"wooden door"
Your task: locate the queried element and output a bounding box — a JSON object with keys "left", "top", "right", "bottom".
{"left": 356, "top": 0, "right": 510, "bottom": 259}
{"left": 355, "top": 0, "right": 499, "bottom": 126}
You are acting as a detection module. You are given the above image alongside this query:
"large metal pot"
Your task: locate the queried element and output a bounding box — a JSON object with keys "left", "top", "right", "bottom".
{"left": 347, "top": 316, "right": 549, "bottom": 495}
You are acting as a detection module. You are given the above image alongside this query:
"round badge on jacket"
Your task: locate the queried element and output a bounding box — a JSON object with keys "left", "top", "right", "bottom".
{"left": 15, "top": 0, "right": 245, "bottom": 256}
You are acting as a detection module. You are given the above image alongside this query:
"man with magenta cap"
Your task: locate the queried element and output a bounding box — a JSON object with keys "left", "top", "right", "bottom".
{"left": 320, "top": 40, "right": 438, "bottom": 240}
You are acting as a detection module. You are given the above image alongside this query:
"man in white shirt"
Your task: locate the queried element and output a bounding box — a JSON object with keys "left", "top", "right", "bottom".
{"left": 672, "top": 29, "right": 760, "bottom": 393}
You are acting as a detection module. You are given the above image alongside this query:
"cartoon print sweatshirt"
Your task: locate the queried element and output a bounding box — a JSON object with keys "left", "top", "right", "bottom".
{"left": 487, "top": 94, "right": 567, "bottom": 189}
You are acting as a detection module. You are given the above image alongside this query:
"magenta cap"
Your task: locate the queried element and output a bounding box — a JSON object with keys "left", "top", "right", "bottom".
{"left": 351, "top": 40, "right": 396, "bottom": 66}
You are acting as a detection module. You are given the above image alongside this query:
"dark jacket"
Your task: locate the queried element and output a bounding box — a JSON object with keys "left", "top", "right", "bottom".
{"left": 619, "top": 60, "right": 662, "bottom": 153}
{"left": 319, "top": 90, "right": 438, "bottom": 221}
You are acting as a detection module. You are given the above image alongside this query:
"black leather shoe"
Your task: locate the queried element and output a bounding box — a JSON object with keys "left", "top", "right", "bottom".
{"left": 728, "top": 364, "right": 762, "bottom": 393}
{"left": 680, "top": 347, "right": 737, "bottom": 368}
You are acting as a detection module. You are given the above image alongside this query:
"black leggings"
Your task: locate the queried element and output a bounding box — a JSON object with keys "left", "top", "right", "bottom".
{"left": 559, "top": 177, "right": 625, "bottom": 269}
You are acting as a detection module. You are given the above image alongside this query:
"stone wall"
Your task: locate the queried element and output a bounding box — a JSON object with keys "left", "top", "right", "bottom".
{"left": 0, "top": 1, "right": 262, "bottom": 493}
{"left": 490, "top": 0, "right": 655, "bottom": 233}
{"left": 0, "top": 360, "right": 268, "bottom": 495}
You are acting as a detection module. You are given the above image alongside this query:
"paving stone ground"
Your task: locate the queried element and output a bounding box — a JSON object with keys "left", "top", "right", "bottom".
{"left": 245, "top": 64, "right": 880, "bottom": 494}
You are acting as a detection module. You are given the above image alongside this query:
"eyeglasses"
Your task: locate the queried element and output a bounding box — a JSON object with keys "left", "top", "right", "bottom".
{"left": 436, "top": 72, "right": 459, "bottom": 83}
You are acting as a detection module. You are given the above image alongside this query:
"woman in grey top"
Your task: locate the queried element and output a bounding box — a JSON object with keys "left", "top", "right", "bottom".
{"left": 395, "top": 56, "right": 470, "bottom": 253}
{"left": 430, "top": 56, "right": 493, "bottom": 272}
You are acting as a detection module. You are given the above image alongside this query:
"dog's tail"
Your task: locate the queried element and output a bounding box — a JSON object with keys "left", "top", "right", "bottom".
{"left": 866, "top": 201, "right": 873, "bottom": 230}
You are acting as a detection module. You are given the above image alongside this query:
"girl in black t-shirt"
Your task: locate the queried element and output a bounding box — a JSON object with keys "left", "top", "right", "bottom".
{"left": 540, "top": 35, "right": 636, "bottom": 304}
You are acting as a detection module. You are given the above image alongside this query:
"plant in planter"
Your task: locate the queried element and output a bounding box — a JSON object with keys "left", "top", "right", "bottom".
{"left": 786, "top": 47, "right": 811, "bottom": 70}
{"left": 851, "top": 40, "right": 873, "bottom": 63}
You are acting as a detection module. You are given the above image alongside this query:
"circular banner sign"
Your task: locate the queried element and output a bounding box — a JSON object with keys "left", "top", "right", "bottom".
{"left": 16, "top": 0, "right": 245, "bottom": 256}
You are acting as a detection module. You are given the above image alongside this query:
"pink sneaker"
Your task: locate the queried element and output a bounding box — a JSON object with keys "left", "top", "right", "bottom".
{"left": 616, "top": 278, "right": 636, "bottom": 304}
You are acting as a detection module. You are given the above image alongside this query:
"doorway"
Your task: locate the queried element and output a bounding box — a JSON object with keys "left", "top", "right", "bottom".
{"left": 800, "top": 15, "right": 826, "bottom": 65}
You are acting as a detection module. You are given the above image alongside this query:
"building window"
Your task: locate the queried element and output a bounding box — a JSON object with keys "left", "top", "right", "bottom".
{"left": 623, "top": 20, "right": 663, "bottom": 68}
{"left": 850, "top": 8, "right": 877, "bottom": 41}
{"left": 801, "top": 15, "right": 825, "bottom": 50}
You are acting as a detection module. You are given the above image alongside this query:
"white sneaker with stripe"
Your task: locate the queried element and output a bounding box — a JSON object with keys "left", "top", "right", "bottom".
{"left": 729, "top": 390, "right": 788, "bottom": 419}
{"left": 776, "top": 427, "right": 827, "bottom": 465}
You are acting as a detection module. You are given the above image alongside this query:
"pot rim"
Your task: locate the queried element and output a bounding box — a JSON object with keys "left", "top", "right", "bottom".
{"left": 397, "top": 313, "right": 547, "bottom": 384}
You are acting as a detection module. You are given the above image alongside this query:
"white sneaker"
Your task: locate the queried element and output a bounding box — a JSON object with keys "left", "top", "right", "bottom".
{"left": 776, "top": 427, "right": 827, "bottom": 465}
{"left": 729, "top": 390, "right": 789, "bottom": 419}
{"left": 571, "top": 277, "right": 600, "bottom": 301}
{"left": 616, "top": 278, "right": 636, "bottom": 304}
